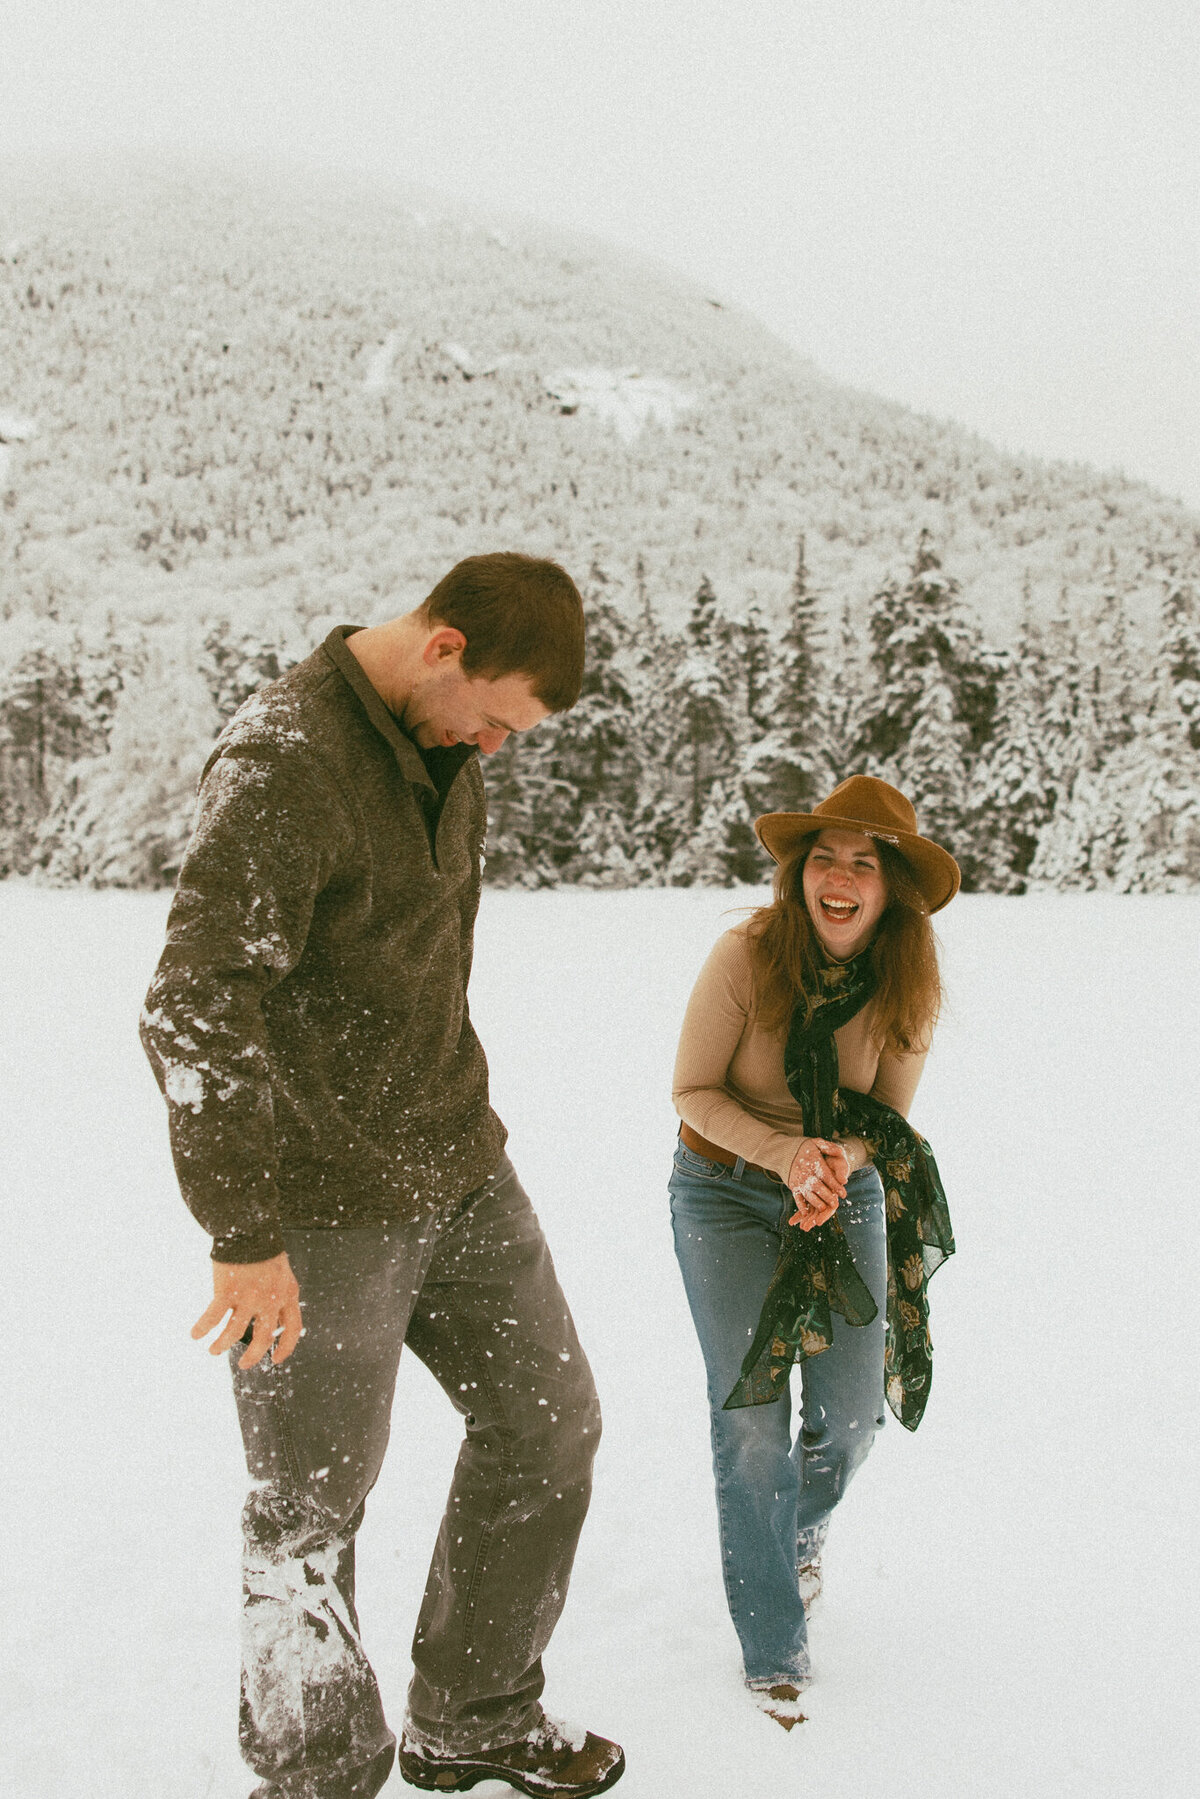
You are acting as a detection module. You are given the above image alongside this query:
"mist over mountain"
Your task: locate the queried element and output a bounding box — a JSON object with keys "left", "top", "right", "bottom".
{"left": 1, "top": 160, "right": 1197, "bottom": 891}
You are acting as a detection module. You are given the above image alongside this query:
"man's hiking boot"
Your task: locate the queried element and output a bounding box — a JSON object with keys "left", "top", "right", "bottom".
{"left": 397, "top": 1714, "right": 625, "bottom": 1796}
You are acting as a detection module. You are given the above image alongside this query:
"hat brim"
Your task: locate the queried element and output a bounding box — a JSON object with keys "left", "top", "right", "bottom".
{"left": 754, "top": 811, "right": 961, "bottom": 913}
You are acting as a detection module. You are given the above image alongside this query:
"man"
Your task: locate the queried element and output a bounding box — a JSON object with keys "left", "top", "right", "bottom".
{"left": 141, "top": 553, "right": 624, "bottom": 1799}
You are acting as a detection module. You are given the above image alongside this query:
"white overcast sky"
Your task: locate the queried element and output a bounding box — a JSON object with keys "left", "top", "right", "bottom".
{"left": 4, "top": 0, "right": 1198, "bottom": 505}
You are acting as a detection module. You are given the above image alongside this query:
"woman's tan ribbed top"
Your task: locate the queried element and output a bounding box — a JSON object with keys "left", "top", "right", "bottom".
{"left": 671, "top": 923, "right": 927, "bottom": 1183}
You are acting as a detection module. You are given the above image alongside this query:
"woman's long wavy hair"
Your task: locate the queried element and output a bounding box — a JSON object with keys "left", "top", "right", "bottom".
{"left": 745, "top": 834, "right": 942, "bottom": 1053}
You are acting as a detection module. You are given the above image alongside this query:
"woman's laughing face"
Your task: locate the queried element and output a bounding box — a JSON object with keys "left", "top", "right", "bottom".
{"left": 801, "top": 829, "right": 888, "bottom": 959}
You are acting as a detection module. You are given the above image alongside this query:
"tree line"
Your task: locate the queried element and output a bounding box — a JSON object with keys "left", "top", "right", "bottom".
{"left": 3, "top": 533, "right": 1195, "bottom": 892}
{"left": 484, "top": 535, "right": 1199, "bottom": 893}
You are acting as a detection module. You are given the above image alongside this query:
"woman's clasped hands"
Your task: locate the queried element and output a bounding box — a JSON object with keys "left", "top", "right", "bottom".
{"left": 786, "top": 1136, "right": 852, "bottom": 1230}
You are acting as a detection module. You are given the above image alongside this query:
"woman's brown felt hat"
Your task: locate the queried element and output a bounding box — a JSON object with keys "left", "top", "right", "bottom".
{"left": 755, "top": 775, "right": 961, "bottom": 913}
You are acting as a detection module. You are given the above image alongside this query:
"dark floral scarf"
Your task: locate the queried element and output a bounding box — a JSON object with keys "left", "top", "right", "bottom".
{"left": 723, "top": 949, "right": 955, "bottom": 1431}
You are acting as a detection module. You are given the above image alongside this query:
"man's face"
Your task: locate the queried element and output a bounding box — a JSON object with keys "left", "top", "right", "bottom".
{"left": 402, "top": 651, "right": 551, "bottom": 756}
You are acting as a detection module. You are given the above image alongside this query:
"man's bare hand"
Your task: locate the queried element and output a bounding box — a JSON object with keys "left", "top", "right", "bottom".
{"left": 191, "top": 1252, "right": 303, "bottom": 1369}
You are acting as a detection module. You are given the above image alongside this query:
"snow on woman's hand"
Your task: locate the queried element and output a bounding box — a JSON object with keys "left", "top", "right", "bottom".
{"left": 787, "top": 1137, "right": 847, "bottom": 1230}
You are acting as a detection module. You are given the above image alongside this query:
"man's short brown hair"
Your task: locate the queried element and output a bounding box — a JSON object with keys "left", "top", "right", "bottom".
{"left": 422, "top": 552, "right": 585, "bottom": 712}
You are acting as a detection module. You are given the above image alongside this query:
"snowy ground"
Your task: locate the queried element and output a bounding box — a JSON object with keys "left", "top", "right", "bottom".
{"left": 3, "top": 884, "right": 1198, "bottom": 1799}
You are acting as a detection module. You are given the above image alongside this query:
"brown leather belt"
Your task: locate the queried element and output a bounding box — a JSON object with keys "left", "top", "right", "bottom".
{"left": 679, "top": 1121, "right": 775, "bottom": 1179}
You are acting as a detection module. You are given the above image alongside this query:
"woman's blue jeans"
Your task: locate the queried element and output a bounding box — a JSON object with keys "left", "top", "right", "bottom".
{"left": 669, "top": 1139, "right": 887, "bottom": 1687}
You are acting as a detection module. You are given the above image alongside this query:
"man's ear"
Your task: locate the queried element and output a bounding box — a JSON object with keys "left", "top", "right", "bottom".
{"left": 422, "top": 626, "right": 467, "bottom": 667}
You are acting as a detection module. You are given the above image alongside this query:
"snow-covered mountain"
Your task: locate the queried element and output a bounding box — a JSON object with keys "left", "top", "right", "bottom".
{"left": 1, "top": 160, "right": 1197, "bottom": 892}
{"left": 2, "top": 158, "right": 1196, "bottom": 639}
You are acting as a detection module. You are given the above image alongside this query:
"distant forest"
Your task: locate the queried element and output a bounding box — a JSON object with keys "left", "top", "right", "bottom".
{"left": 2, "top": 532, "right": 1196, "bottom": 892}
{"left": 1, "top": 167, "right": 1198, "bottom": 892}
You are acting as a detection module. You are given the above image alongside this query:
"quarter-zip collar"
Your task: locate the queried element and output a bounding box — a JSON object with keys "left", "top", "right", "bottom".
{"left": 322, "top": 625, "right": 436, "bottom": 794}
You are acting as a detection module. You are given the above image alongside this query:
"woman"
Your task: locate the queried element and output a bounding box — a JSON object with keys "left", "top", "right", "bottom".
{"left": 669, "top": 775, "right": 958, "bottom": 1727}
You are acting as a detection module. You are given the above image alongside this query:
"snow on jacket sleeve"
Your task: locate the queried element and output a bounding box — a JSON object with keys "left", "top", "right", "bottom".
{"left": 139, "top": 745, "right": 354, "bottom": 1262}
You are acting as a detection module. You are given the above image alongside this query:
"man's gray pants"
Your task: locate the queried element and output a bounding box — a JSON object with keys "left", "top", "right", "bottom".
{"left": 230, "top": 1153, "right": 602, "bottom": 1799}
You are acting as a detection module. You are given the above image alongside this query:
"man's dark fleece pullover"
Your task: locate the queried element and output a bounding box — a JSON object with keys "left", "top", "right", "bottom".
{"left": 140, "top": 628, "right": 507, "bottom": 1263}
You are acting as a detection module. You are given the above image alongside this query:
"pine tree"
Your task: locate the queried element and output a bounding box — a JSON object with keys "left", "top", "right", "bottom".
{"left": 1037, "top": 588, "right": 1090, "bottom": 797}
{"left": 0, "top": 626, "right": 116, "bottom": 874}
{"left": 672, "top": 575, "right": 734, "bottom": 829}
{"left": 550, "top": 594, "right": 640, "bottom": 883}
{"left": 822, "top": 599, "right": 858, "bottom": 784}
{"left": 1160, "top": 580, "right": 1200, "bottom": 751}
{"left": 965, "top": 619, "right": 1053, "bottom": 891}
{"left": 898, "top": 672, "right": 972, "bottom": 854}
{"left": 1028, "top": 589, "right": 1152, "bottom": 889}
{"left": 625, "top": 561, "right": 686, "bottom": 878}
{"left": 37, "top": 641, "right": 221, "bottom": 887}
{"left": 661, "top": 576, "right": 742, "bottom": 884}
{"left": 740, "top": 599, "right": 773, "bottom": 735}
{"left": 687, "top": 572, "right": 719, "bottom": 654}
{"left": 200, "top": 619, "right": 292, "bottom": 722}
{"left": 1105, "top": 581, "right": 1200, "bottom": 890}
{"left": 849, "top": 532, "right": 1000, "bottom": 878}
{"left": 481, "top": 728, "right": 568, "bottom": 888}
{"left": 554, "top": 596, "right": 638, "bottom": 814}
{"left": 483, "top": 591, "right": 643, "bottom": 887}
{"left": 635, "top": 554, "right": 651, "bottom": 635}
{"left": 563, "top": 802, "right": 639, "bottom": 887}
{"left": 743, "top": 536, "right": 832, "bottom": 816}
{"left": 666, "top": 773, "right": 760, "bottom": 886}
{"left": 1087, "top": 588, "right": 1147, "bottom": 766}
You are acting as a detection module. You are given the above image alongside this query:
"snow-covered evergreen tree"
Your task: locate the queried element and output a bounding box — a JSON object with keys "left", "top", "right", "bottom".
{"left": 822, "top": 599, "right": 859, "bottom": 785}
{"left": 661, "top": 576, "right": 741, "bottom": 883}
{"left": 1014, "top": 591, "right": 1098, "bottom": 886}
{"left": 1104, "top": 581, "right": 1200, "bottom": 890}
{"left": 966, "top": 611, "right": 1055, "bottom": 891}
{"left": 482, "top": 729, "right": 571, "bottom": 888}
{"left": 1027, "top": 589, "right": 1152, "bottom": 889}
{"left": 895, "top": 671, "right": 973, "bottom": 858}
{"left": 850, "top": 532, "right": 1001, "bottom": 879}
{"left": 674, "top": 575, "right": 732, "bottom": 830}
{"left": 1038, "top": 590, "right": 1092, "bottom": 790}
{"left": 625, "top": 571, "right": 685, "bottom": 879}
{"left": 37, "top": 642, "right": 220, "bottom": 887}
{"left": 739, "top": 599, "right": 773, "bottom": 736}
{"left": 1159, "top": 579, "right": 1200, "bottom": 752}
{"left": 1087, "top": 587, "right": 1148, "bottom": 766}
{"left": 546, "top": 591, "right": 640, "bottom": 883}
{"left": 666, "top": 773, "right": 760, "bottom": 886}
{"left": 0, "top": 620, "right": 123, "bottom": 875}
{"left": 562, "top": 802, "right": 639, "bottom": 887}
{"left": 200, "top": 620, "right": 292, "bottom": 721}
{"left": 483, "top": 585, "right": 646, "bottom": 886}
{"left": 742, "top": 537, "right": 833, "bottom": 817}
